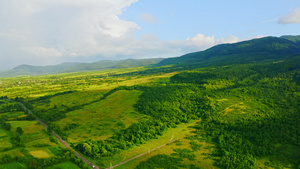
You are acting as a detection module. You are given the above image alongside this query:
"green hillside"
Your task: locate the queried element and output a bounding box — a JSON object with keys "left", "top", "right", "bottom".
{"left": 281, "top": 35, "right": 300, "bottom": 44}
{"left": 159, "top": 36, "right": 300, "bottom": 67}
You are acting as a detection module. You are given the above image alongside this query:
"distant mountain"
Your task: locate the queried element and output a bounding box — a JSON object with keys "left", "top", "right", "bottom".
{"left": 159, "top": 36, "right": 300, "bottom": 67}
{"left": 280, "top": 35, "right": 300, "bottom": 44}
{"left": 0, "top": 58, "right": 163, "bottom": 78}
{"left": 1, "top": 35, "right": 300, "bottom": 78}
{"left": 64, "top": 58, "right": 163, "bottom": 72}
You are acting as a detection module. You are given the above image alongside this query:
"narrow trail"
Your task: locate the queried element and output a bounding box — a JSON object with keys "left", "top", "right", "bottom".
{"left": 17, "top": 101, "right": 187, "bottom": 169}
{"left": 107, "top": 136, "right": 184, "bottom": 169}
{"left": 17, "top": 102, "right": 99, "bottom": 169}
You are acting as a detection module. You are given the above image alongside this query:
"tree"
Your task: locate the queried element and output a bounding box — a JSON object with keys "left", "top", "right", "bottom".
{"left": 16, "top": 127, "right": 24, "bottom": 135}
{"left": 3, "top": 123, "right": 11, "bottom": 131}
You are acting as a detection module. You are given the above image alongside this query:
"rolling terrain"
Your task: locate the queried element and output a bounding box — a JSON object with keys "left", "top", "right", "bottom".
{"left": 0, "top": 36, "right": 299, "bottom": 169}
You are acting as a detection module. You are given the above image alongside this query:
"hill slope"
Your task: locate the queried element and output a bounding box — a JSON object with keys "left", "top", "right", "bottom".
{"left": 159, "top": 36, "right": 300, "bottom": 67}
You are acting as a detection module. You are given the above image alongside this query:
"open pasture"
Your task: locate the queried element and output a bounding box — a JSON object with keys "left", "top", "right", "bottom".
{"left": 28, "top": 148, "right": 55, "bottom": 158}
{"left": 55, "top": 90, "right": 149, "bottom": 143}
{"left": 0, "top": 161, "right": 26, "bottom": 169}
{"left": 97, "top": 121, "right": 199, "bottom": 168}
{"left": 46, "top": 161, "right": 81, "bottom": 169}
{"left": 6, "top": 120, "right": 59, "bottom": 148}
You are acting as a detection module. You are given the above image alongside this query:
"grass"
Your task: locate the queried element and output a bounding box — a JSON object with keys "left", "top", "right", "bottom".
{"left": 0, "top": 120, "right": 60, "bottom": 159}
{"left": 0, "top": 129, "right": 7, "bottom": 138}
{"left": 0, "top": 67, "right": 177, "bottom": 98}
{"left": 2, "top": 111, "right": 25, "bottom": 120}
{"left": 0, "top": 137, "right": 13, "bottom": 150}
{"left": 55, "top": 90, "right": 149, "bottom": 143}
{"left": 0, "top": 161, "right": 26, "bottom": 169}
{"left": 46, "top": 161, "right": 81, "bottom": 169}
{"left": 28, "top": 148, "right": 54, "bottom": 158}
{"left": 48, "top": 146, "right": 63, "bottom": 156}
{"left": 96, "top": 121, "right": 198, "bottom": 168}
{"left": 213, "top": 95, "right": 269, "bottom": 122}
{"left": 113, "top": 123, "right": 218, "bottom": 169}
{"left": 33, "top": 90, "right": 108, "bottom": 110}
{"left": 8, "top": 121, "right": 53, "bottom": 146}
{"left": 0, "top": 148, "right": 25, "bottom": 158}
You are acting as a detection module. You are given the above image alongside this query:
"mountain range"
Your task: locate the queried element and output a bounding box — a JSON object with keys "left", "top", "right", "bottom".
{"left": 1, "top": 35, "right": 300, "bottom": 78}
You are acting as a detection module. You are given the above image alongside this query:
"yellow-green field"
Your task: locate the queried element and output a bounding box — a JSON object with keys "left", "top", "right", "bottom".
{"left": 96, "top": 121, "right": 209, "bottom": 168}
{"left": 55, "top": 90, "right": 149, "bottom": 143}
{"left": 28, "top": 148, "right": 55, "bottom": 158}
{"left": 0, "top": 67, "right": 177, "bottom": 98}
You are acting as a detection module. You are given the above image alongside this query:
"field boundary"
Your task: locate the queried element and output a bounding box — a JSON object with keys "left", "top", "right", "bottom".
{"left": 17, "top": 102, "right": 99, "bottom": 169}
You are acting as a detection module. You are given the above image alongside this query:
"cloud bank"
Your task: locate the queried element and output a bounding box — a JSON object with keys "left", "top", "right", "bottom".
{"left": 0, "top": 0, "right": 239, "bottom": 70}
{"left": 278, "top": 9, "right": 300, "bottom": 24}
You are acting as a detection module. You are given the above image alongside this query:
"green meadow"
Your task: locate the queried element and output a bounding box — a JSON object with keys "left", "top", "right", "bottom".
{"left": 54, "top": 90, "right": 149, "bottom": 142}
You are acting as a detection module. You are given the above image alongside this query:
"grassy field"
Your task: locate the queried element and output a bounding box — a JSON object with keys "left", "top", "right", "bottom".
{"left": 46, "top": 161, "right": 81, "bottom": 169}
{"left": 0, "top": 112, "right": 61, "bottom": 159}
{"left": 0, "top": 137, "right": 13, "bottom": 150}
{"left": 55, "top": 90, "right": 149, "bottom": 143}
{"left": 94, "top": 121, "right": 199, "bottom": 168}
{"left": 0, "top": 67, "right": 176, "bottom": 98}
{"left": 0, "top": 161, "right": 26, "bottom": 169}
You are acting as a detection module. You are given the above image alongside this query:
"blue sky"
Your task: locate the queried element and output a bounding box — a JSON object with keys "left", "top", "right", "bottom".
{"left": 0, "top": 0, "right": 299, "bottom": 70}
{"left": 122, "top": 0, "right": 300, "bottom": 40}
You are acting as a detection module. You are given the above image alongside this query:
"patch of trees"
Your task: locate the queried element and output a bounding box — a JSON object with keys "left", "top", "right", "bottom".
{"left": 0, "top": 115, "right": 11, "bottom": 131}
{"left": 0, "top": 148, "right": 90, "bottom": 169}
{"left": 74, "top": 84, "right": 213, "bottom": 161}
{"left": 0, "top": 103, "right": 23, "bottom": 113}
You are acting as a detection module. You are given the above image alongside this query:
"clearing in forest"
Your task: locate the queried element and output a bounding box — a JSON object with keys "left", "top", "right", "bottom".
{"left": 55, "top": 90, "right": 149, "bottom": 143}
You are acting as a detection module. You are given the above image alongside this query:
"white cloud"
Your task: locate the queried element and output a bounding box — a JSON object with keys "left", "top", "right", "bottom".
{"left": 140, "top": 13, "right": 157, "bottom": 24}
{"left": 0, "top": 0, "right": 242, "bottom": 70}
{"left": 22, "top": 47, "right": 62, "bottom": 58}
{"left": 217, "top": 34, "right": 239, "bottom": 44}
{"left": 186, "top": 34, "right": 215, "bottom": 47}
{"left": 278, "top": 9, "right": 300, "bottom": 24}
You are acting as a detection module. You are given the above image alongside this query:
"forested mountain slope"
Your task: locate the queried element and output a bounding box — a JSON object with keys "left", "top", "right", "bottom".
{"left": 159, "top": 36, "right": 300, "bottom": 67}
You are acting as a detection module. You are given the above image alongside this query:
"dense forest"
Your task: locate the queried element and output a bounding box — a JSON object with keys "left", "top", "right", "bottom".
{"left": 72, "top": 55, "right": 300, "bottom": 168}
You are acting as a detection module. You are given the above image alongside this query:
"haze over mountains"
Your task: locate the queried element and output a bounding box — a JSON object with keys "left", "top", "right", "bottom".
{"left": 1, "top": 35, "right": 300, "bottom": 78}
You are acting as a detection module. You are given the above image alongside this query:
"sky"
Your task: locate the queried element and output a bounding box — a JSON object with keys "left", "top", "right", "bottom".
{"left": 0, "top": 0, "right": 300, "bottom": 70}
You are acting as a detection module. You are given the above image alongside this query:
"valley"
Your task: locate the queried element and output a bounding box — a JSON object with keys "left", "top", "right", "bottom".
{"left": 0, "top": 36, "right": 299, "bottom": 169}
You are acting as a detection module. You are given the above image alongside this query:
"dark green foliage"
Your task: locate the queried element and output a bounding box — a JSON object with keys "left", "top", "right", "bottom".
{"left": 172, "top": 148, "right": 197, "bottom": 161}
{"left": 16, "top": 127, "right": 23, "bottom": 135}
{"left": 0, "top": 103, "right": 23, "bottom": 113}
{"left": 135, "top": 154, "right": 185, "bottom": 169}
{"left": 175, "top": 59, "right": 300, "bottom": 168}
{"left": 135, "top": 85, "right": 213, "bottom": 122}
{"left": 190, "top": 140, "right": 202, "bottom": 151}
{"left": 159, "top": 36, "right": 300, "bottom": 67}
{"left": 281, "top": 35, "right": 300, "bottom": 43}
{"left": 0, "top": 116, "right": 11, "bottom": 131}
{"left": 0, "top": 148, "right": 90, "bottom": 169}
{"left": 48, "top": 147, "right": 63, "bottom": 156}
